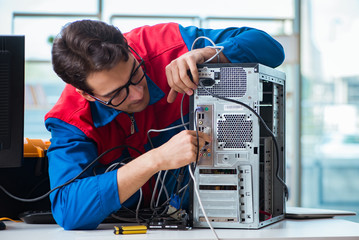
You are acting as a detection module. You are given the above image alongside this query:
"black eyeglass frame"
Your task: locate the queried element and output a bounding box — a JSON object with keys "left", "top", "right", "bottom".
{"left": 87, "top": 46, "right": 146, "bottom": 107}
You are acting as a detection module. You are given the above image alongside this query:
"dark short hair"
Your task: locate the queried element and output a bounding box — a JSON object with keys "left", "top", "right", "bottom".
{"left": 52, "top": 20, "right": 129, "bottom": 93}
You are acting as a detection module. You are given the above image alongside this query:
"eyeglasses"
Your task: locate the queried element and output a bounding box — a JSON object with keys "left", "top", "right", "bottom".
{"left": 87, "top": 46, "right": 146, "bottom": 107}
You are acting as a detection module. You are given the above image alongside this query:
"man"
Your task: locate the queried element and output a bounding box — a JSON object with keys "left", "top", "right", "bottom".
{"left": 45, "top": 19, "right": 285, "bottom": 230}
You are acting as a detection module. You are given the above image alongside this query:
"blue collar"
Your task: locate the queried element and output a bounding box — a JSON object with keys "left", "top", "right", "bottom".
{"left": 90, "top": 75, "right": 164, "bottom": 128}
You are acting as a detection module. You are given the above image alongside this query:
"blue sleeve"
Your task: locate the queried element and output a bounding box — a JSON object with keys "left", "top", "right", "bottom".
{"left": 45, "top": 118, "right": 123, "bottom": 230}
{"left": 179, "top": 25, "right": 285, "bottom": 68}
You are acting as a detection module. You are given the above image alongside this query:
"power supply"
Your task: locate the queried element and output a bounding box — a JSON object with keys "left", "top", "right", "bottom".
{"left": 189, "top": 63, "right": 286, "bottom": 229}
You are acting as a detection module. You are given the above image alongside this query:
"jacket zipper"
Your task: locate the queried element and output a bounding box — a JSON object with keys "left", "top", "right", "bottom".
{"left": 129, "top": 114, "right": 135, "bottom": 135}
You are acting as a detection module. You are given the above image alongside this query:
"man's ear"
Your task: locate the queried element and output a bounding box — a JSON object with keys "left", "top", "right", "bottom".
{"left": 76, "top": 88, "right": 95, "bottom": 102}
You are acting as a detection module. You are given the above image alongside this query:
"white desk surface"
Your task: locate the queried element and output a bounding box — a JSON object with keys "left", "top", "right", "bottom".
{"left": 2, "top": 218, "right": 359, "bottom": 240}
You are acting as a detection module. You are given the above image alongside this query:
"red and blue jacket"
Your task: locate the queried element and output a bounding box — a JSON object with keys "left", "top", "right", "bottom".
{"left": 45, "top": 23, "right": 285, "bottom": 230}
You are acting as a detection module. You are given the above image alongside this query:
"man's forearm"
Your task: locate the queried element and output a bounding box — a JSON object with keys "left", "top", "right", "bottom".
{"left": 116, "top": 149, "right": 159, "bottom": 203}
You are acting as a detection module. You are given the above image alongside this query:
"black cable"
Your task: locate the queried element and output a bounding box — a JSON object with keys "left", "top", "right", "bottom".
{"left": 111, "top": 206, "right": 147, "bottom": 223}
{"left": 178, "top": 183, "right": 189, "bottom": 211}
{"left": 198, "top": 80, "right": 289, "bottom": 200}
{"left": 25, "top": 177, "right": 49, "bottom": 198}
{"left": 0, "top": 145, "right": 143, "bottom": 202}
{"left": 175, "top": 168, "right": 184, "bottom": 193}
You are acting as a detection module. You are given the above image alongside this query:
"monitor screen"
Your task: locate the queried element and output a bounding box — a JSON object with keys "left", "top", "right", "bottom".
{"left": 0, "top": 35, "right": 24, "bottom": 168}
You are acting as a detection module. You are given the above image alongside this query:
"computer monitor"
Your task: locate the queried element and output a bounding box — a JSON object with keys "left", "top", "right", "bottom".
{"left": 0, "top": 35, "right": 25, "bottom": 168}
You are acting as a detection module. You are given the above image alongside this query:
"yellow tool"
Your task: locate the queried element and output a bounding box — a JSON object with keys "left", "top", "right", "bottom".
{"left": 113, "top": 225, "right": 147, "bottom": 235}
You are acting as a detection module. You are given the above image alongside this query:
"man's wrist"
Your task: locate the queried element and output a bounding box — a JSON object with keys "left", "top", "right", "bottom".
{"left": 203, "top": 46, "right": 229, "bottom": 63}
{"left": 144, "top": 148, "right": 163, "bottom": 173}
{"left": 202, "top": 47, "right": 218, "bottom": 63}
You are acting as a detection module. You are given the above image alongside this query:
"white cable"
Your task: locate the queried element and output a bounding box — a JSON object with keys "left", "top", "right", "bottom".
{"left": 190, "top": 36, "right": 224, "bottom": 63}
{"left": 188, "top": 164, "right": 220, "bottom": 240}
{"left": 205, "top": 46, "right": 224, "bottom": 63}
{"left": 178, "top": 183, "right": 188, "bottom": 194}
{"left": 136, "top": 187, "right": 143, "bottom": 223}
{"left": 189, "top": 107, "right": 219, "bottom": 240}
{"left": 156, "top": 170, "right": 169, "bottom": 207}
{"left": 105, "top": 161, "right": 143, "bottom": 223}
{"left": 159, "top": 171, "right": 170, "bottom": 201}
{"left": 147, "top": 122, "right": 189, "bottom": 149}
{"left": 105, "top": 162, "right": 121, "bottom": 173}
{"left": 150, "top": 170, "right": 170, "bottom": 212}
{"left": 148, "top": 122, "right": 189, "bottom": 134}
{"left": 191, "top": 36, "right": 216, "bottom": 50}
{"left": 150, "top": 170, "right": 162, "bottom": 211}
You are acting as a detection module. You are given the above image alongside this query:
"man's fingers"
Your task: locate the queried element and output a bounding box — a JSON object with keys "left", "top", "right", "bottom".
{"left": 186, "top": 130, "right": 212, "bottom": 147}
{"left": 197, "top": 130, "right": 212, "bottom": 143}
{"left": 177, "top": 62, "right": 197, "bottom": 90}
{"left": 166, "top": 57, "right": 199, "bottom": 100}
{"left": 167, "top": 89, "right": 178, "bottom": 103}
{"left": 187, "top": 60, "right": 199, "bottom": 85}
{"left": 172, "top": 65, "right": 195, "bottom": 95}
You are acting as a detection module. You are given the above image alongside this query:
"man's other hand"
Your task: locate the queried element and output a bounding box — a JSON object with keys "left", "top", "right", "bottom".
{"left": 153, "top": 130, "right": 211, "bottom": 170}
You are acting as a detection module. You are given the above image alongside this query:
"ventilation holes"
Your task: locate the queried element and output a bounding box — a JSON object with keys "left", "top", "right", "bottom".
{"left": 198, "top": 67, "right": 247, "bottom": 97}
{"left": 217, "top": 114, "right": 253, "bottom": 149}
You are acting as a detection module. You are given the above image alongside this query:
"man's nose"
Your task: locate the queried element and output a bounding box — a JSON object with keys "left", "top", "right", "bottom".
{"left": 128, "top": 84, "right": 143, "bottom": 100}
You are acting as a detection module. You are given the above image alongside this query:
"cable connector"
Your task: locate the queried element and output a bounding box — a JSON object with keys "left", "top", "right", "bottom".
{"left": 196, "top": 106, "right": 204, "bottom": 112}
{"left": 169, "top": 194, "right": 181, "bottom": 210}
{"left": 199, "top": 78, "right": 216, "bottom": 87}
{"left": 167, "top": 194, "right": 188, "bottom": 221}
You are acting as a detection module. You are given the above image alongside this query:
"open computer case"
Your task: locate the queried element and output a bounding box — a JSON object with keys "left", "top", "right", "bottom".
{"left": 189, "top": 63, "right": 286, "bottom": 229}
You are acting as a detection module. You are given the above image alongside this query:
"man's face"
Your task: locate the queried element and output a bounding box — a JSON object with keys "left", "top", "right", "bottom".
{"left": 85, "top": 54, "right": 150, "bottom": 113}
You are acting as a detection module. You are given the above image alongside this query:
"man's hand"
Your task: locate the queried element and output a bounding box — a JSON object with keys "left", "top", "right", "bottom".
{"left": 153, "top": 130, "right": 211, "bottom": 171}
{"left": 166, "top": 47, "right": 227, "bottom": 103}
{"left": 165, "top": 49, "right": 202, "bottom": 103}
{"left": 116, "top": 130, "right": 211, "bottom": 204}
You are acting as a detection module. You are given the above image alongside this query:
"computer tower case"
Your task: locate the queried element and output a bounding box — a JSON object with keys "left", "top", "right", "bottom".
{"left": 189, "top": 63, "right": 286, "bottom": 229}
